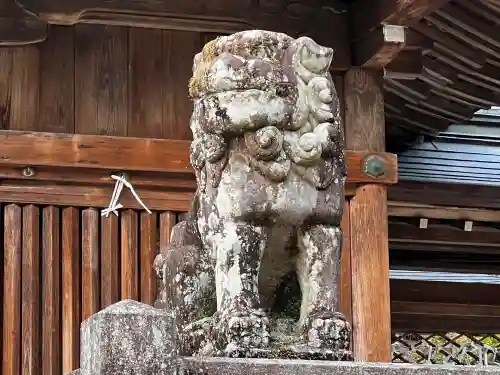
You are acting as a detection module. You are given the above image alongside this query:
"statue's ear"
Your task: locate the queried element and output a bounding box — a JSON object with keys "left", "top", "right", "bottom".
{"left": 294, "top": 37, "right": 334, "bottom": 75}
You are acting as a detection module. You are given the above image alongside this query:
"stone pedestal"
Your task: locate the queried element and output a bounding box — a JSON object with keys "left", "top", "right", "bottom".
{"left": 80, "top": 300, "right": 178, "bottom": 375}
{"left": 180, "top": 358, "right": 499, "bottom": 375}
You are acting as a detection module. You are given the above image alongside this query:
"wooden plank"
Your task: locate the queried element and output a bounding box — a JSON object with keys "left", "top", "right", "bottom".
{"left": 0, "top": 130, "right": 397, "bottom": 184}
{"left": 42, "top": 206, "right": 61, "bottom": 375}
{"left": 345, "top": 68, "right": 391, "bottom": 362}
{"left": 159, "top": 211, "right": 176, "bottom": 250}
{"left": 392, "top": 300, "right": 500, "bottom": 318}
{"left": 339, "top": 201, "right": 352, "bottom": 330}
{"left": 0, "top": 19, "right": 46, "bottom": 46}
{"left": 82, "top": 208, "right": 99, "bottom": 320}
{"left": 0, "top": 48, "right": 13, "bottom": 130}
{"left": 0, "top": 165, "right": 197, "bottom": 190}
{"left": 0, "top": 182, "right": 193, "bottom": 211}
{"left": 101, "top": 214, "right": 119, "bottom": 308}
{"left": 0, "top": 0, "right": 46, "bottom": 46}
{"left": 121, "top": 210, "right": 138, "bottom": 300}
{"left": 14, "top": 0, "right": 350, "bottom": 69}
{"left": 2, "top": 204, "right": 22, "bottom": 375}
{"left": 384, "top": 50, "right": 423, "bottom": 80}
{"left": 128, "top": 28, "right": 164, "bottom": 138}
{"left": 75, "top": 25, "right": 128, "bottom": 136}
{"left": 389, "top": 221, "right": 500, "bottom": 247}
{"left": 38, "top": 25, "right": 75, "bottom": 133}
{"left": 353, "top": 24, "right": 406, "bottom": 68}
{"left": 140, "top": 212, "right": 158, "bottom": 305}
{"left": 4, "top": 46, "right": 39, "bottom": 131}
{"left": 62, "top": 207, "right": 80, "bottom": 373}
{"left": 0, "top": 130, "right": 191, "bottom": 173}
{"left": 21, "top": 205, "right": 41, "bottom": 375}
{"left": 388, "top": 201, "right": 500, "bottom": 222}
{"left": 350, "top": 0, "right": 451, "bottom": 41}
{"left": 162, "top": 30, "right": 200, "bottom": 140}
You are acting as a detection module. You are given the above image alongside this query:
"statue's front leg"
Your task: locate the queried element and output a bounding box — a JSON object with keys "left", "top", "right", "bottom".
{"left": 212, "top": 220, "right": 271, "bottom": 357}
{"left": 296, "top": 224, "right": 351, "bottom": 358}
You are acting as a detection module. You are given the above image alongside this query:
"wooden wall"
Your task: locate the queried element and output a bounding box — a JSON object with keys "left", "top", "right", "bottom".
{"left": 0, "top": 24, "right": 213, "bottom": 139}
{"left": 0, "top": 23, "right": 210, "bottom": 375}
{"left": 1, "top": 202, "right": 182, "bottom": 375}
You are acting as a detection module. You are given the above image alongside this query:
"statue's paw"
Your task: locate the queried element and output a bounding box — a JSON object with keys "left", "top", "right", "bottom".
{"left": 181, "top": 317, "right": 215, "bottom": 356}
{"left": 307, "top": 312, "right": 351, "bottom": 351}
{"left": 221, "top": 310, "right": 271, "bottom": 357}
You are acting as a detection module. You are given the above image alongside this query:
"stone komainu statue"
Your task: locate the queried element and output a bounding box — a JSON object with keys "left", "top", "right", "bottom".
{"left": 154, "top": 30, "right": 350, "bottom": 360}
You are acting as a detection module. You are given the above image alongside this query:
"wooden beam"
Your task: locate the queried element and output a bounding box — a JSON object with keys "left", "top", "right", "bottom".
{"left": 0, "top": 0, "right": 46, "bottom": 46}
{"left": 350, "top": 0, "right": 451, "bottom": 41}
{"left": 389, "top": 221, "right": 500, "bottom": 248}
{"left": 0, "top": 130, "right": 398, "bottom": 185}
{"left": 345, "top": 68, "right": 391, "bottom": 362}
{"left": 390, "top": 279, "right": 500, "bottom": 333}
{"left": 384, "top": 50, "right": 423, "bottom": 80}
{"left": 14, "top": 0, "right": 350, "bottom": 69}
{"left": 353, "top": 24, "right": 406, "bottom": 68}
{"left": 388, "top": 201, "right": 500, "bottom": 223}
{"left": 389, "top": 181, "right": 500, "bottom": 210}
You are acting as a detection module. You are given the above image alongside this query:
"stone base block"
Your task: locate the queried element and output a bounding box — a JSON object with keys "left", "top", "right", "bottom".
{"left": 81, "top": 300, "right": 177, "bottom": 375}
{"left": 180, "top": 357, "right": 498, "bottom": 375}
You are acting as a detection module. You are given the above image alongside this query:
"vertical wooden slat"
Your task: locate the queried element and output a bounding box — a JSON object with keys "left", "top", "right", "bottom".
{"left": 162, "top": 30, "right": 201, "bottom": 140}
{"left": 39, "top": 26, "right": 75, "bottom": 133}
{"left": 129, "top": 28, "right": 164, "bottom": 138}
{"left": 339, "top": 201, "right": 352, "bottom": 326}
{"left": 82, "top": 208, "right": 99, "bottom": 320}
{"left": 121, "top": 210, "right": 138, "bottom": 300}
{"left": 0, "top": 48, "right": 13, "bottom": 130}
{"left": 75, "top": 25, "right": 128, "bottom": 136}
{"left": 159, "top": 211, "right": 176, "bottom": 250}
{"left": 21, "top": 205, "right": 41, "bottom": 375}
{"left": 2, "top": 204, "right": 22, "bottom": 375}
{"left": 9, "top": 46, "right": 40, "bottom": 131}
{"left": 140, "top": 212, "right": 158, "bottom": 305}
{"left": 101, "top": 214, "right": 119, "bottom": 308}
{"left": 344, "top": 68, "right": 391, "bottom": 362}
{"left": 42, "top": 206, "right": 61, "bottom": 375}
{"left": 62, "top": 207, "right": 80, "bottom": 373}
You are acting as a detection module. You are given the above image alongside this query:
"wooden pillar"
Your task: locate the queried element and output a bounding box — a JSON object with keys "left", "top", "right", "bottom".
{"left": 344, "top": 68, "right": 391, "bottom": 362}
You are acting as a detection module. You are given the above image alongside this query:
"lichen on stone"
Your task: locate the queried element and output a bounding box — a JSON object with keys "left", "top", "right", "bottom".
{"left": 155, "top": 29, "right": 351, "bottom": 361}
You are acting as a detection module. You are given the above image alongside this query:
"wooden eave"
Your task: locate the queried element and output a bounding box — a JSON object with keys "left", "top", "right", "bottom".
{"left": 3, "top": 0, "right": 500, "bottom": 151}
{"left": 384, "top": 0, "right": 500, "bottom": 151}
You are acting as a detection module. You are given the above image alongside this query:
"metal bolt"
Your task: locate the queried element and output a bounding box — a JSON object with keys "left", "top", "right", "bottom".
{"left": 363, "top": 155, "right": 386, "bottom": 179}
{"left": 22, "top": 166, "right": 36, "bottom": 177}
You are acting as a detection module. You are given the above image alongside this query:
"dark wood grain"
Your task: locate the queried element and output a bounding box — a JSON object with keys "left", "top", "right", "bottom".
{"left": 0, "top": 46, "right": 39, "bottom": 131}
{"left": 2, "top": 204, "right": 21, "bottom": 375}
{"left": 140, "top": 212, "right": 158, "bottom": 305}
{"left": 21, "top": 205, "right": 41, "bottom": 375}
{"left": 121, "top": 210, "right": 138, "bottom": 300}
{"left": 82, "top": 208, "right": 99, "bottom": 320}
{"left": 128, "top": 28, "right": 164, "bottom": 139}
{"left": 350, "top": 0, "right": 451, "bottom": 40}
{"left": 62, "top": 207, "right": 80, "bottom": 374}
{"left": 14, "top": 0, "right": 350, "bottom": 69}
{"left": 162, "top": 30, "right": 201, "bottom": 140}
{"left": 101, "top": 214, "right": 120, "bottom": 308}
{"left": 0, "top": 0, "right": 46, "bottom": 46}
{"left": 38, "top": 26, "right": 75, "bottom": 133}
{"left": 75, "top": 25, "right": 128, "bottom": 136}
{"left": 42, "top": 206, "right": 61, "bottom": 375}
